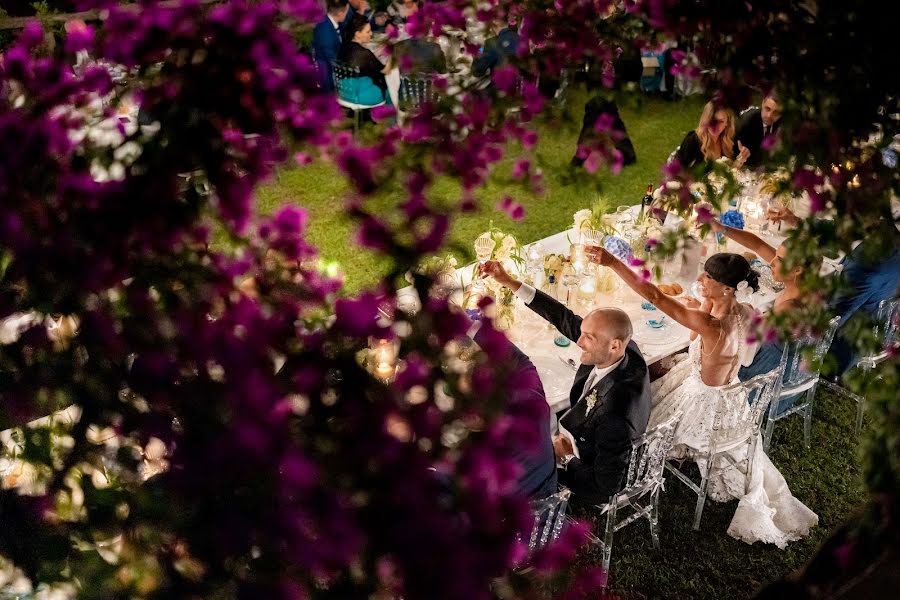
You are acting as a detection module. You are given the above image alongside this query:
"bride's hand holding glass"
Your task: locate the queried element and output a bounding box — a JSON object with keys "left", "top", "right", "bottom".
{"left": 584, "top": 245, "right": 614, "bottom": 267}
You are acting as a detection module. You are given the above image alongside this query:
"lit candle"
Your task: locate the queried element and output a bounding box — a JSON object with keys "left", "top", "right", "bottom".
{"left": 370, "top": 338, "right": 398, "bottom": 382}
{"left": 578, "top": 273, "right": 597, "bottom": 307}
{"left": 374, "top": 361, "right": 395, "bottom": 381}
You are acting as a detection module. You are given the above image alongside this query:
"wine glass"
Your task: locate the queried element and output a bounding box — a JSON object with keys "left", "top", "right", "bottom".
{"left": 559, "top": 262, "right": 580, "bottom": 307}
{"left": 525, "top": 243, "right": 543, "bottom": 286}
{"left": 615, "top": 205, "right": 634, "bottom": 227}
{"left": 472, "top": 235, "right": 496, "bottom": 291}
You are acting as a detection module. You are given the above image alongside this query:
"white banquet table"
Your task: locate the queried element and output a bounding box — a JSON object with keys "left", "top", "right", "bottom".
{"left": 399, "top": 206, "right": 788, "bottom": 414}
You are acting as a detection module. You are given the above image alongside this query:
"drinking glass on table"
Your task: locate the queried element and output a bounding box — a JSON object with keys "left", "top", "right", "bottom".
{"left": 559, "top": 262, "right": 580, "bottom": 307}
{"left": 471, "top": 235, "right": 496, "bottom": 292}
{"left": 615, "top": 205, "right": 634, "bottom": 227}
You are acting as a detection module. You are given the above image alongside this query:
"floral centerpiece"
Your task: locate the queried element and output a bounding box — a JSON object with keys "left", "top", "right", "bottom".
{"left": 413, "top": 254, "right": 460, "bottom": 296}
{"left": 573, "top": 202, "right": 618, "bottom": 240}
{"left": 543, "top": 253, "right": 566, "bottom": 282}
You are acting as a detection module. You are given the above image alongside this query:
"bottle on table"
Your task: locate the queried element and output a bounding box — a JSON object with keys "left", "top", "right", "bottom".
{"left": 639, "top": 183, "right": 653, "bottom": 221}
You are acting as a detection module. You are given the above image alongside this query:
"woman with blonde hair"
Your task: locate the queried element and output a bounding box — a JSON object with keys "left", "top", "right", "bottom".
{"left": 674, "top": 101, "right": 750, "bottom": 169}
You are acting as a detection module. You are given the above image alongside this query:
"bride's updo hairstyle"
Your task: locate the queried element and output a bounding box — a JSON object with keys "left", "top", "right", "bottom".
{"left": 704, "top": 253, "right": 760, "bottom": 291}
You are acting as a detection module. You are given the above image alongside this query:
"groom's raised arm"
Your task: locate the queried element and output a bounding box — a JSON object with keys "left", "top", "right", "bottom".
{"left": 479, "top": 260, "right": 583, "bottom": 344}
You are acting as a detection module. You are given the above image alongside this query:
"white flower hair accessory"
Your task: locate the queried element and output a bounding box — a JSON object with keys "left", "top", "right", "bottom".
{"left": 734, "top": 280, "right": 753, "bottom": 303}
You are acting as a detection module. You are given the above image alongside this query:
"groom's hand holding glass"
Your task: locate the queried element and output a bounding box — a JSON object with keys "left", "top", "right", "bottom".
{"left": 478, "top": 260, "right": 521, "bottom": 291}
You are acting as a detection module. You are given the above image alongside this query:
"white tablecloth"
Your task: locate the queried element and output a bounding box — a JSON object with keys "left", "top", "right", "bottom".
{"left": 399, "top": 205, "right": 788, "bottom": 414}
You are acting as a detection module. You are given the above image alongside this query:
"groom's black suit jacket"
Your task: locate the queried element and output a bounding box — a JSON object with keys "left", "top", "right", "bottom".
{"left": 525, "top": 289, "right": 652, "bottom": 505}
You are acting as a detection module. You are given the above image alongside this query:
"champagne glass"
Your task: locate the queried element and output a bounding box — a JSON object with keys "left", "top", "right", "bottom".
{"left": 581, "top": 230, "right": 603, "bottom": 275}
{"left": 472, "top": 235, "right": 496, "bottom": 292}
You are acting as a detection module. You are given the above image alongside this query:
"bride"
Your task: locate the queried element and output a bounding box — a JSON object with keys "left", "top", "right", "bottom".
{"left": 585, "top": 247, "right": 817, "bottom": 547}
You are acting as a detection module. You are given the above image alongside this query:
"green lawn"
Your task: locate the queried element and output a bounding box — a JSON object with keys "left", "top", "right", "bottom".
{"left": 573, "top": 389, "right": 864, "bottom": 599}
{"left": 257, "top": 92, "right": 706, "bottom": 292}
{"left": 256, "top": 92, "right": 866, "bottom": 599}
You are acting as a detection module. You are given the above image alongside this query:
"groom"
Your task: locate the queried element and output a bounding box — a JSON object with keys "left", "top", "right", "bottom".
{"left": 480, "top": 261, "right": 651, "bottom": 506}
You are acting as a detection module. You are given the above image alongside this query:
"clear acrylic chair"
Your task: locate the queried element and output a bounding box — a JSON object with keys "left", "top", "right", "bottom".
{"left": 525, "top": 487, "right": 572, "bottom": 558}
{"left": 398, "top": 73, "right": 440, "bottom": 112}
{"left": 820, "top": 298, "right": 899, "bottom": 429}
{"left": 763, "top": 315, "right": 842, "bottom": 451}
{"left": 665, "top": 370, "right": 780, "bottom": 531}
{"left": 332, "top": 62, "right": 386, "bottom": 134}
{"left": 591, "top": 412, "right": 682, "bottom": 592}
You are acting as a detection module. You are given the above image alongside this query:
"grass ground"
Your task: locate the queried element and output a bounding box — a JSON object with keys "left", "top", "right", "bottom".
{"left": 257, "top": 91, "right": 707, "bottom": 292}
{"left": 256, "top": 90, "right": 867, "bottom": 599}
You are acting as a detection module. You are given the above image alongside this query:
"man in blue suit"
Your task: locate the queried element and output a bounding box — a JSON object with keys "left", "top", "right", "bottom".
{"left": 472, "top": 21, "right": 520, "bottom": 79}
{"left": 312, "top": 0, "right": 349, "bottom": 91}
{"left": 465, "top": 319, "right": 558, "bottom": 500}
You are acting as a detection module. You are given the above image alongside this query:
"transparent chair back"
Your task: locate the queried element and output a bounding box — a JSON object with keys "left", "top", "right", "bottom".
{"left": 711, "top": 370, "right": 779, "bottom": 452}
{"left": 398, "top": 73, "right": 440, "bottom": 111}
{"left": 666, "top": 370, "right": 780, "bottom": 531}
{"left": 620, "top": 411, "right": 681, "bottom": 503}
{"left": 874, "top": 298, "right": 899, "bottom": 350}
{"left": 592, "top": 411, "right": 682, "bottom": 591}
{"left": 763, "top": 315, "right": 841, "bottom": 449}
{"left": 821, "top": 299, "right": 899, "bottom": 429}
{"left": 525, "top": 488, "right": 571, "bottom": 557}
{"left": 331, "top": 62, "right": 361, "bottom": 100}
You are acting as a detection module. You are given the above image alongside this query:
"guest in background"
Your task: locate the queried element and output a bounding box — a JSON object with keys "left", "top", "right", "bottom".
{"left": 337, "top": 14, "right": 392, "bottom": 105}
{"left": 312, "top": 0, "right": 349, "bottom": 91}
{"left": 387, "top": 0, "right": 420, "bottom": 26}
{"left": 571, "top": 97, "right": 637, "bottom": 168}
{"left": 673, "top": 101, "right": 750, "bottom": 170}
{"left": 736, "top": 93, "right": 782, "bottom": 169}
{"left": 394, "top": 32, "right": 447, "bottom": 74}
{"left": 479, "top": 260, "right": 651, "bottom": 507}
{"left": 371, "top": 11, "right": 391, "bottom": 34}
{"left": 828, "top": 237, "right": 900, "bottom": 373}
{"left": 342, "top": 0, "right": 373, "bottom": 27}
{"left": 472, "top": 20, "right": 519, "bottom": 79}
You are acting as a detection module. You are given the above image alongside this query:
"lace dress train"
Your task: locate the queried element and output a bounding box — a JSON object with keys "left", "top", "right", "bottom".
{"left": 649, "top": 340, "right": 817, "bottom": 548}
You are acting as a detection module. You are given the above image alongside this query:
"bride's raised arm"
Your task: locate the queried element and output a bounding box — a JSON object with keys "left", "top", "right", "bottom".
{"left": 585, "top": 246, "right": 722, "bottom": 339}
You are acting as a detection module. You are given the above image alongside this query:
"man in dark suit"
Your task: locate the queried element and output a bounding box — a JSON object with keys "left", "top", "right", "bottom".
{"left": 466, "top": 320, "right": 558, "bottom": 499}
{"left": 312, "top": 0, "right": 349, "bottom": 91}
{"left": 736, "top": 93, "right": 782, "bottom": 169}
{"left": 480, "top": 261, "right": 651, "bottom": 507}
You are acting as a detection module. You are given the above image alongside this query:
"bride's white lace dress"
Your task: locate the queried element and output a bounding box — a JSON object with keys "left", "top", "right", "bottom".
{"left": 649, "top": 331, "right": 818, "bottom": 547}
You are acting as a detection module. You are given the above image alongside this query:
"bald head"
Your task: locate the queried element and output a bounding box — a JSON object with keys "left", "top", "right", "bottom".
{"left": 576, "top": 308, "right": 633, "bottom": 367}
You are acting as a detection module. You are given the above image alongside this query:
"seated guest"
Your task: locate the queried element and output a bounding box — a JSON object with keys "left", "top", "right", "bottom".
{"left": 479, "top": 260, "right": 651, "bottom": 507}
{"left": 387, "top": 0, "right": 419, "bottom": 26}
{"left": 465, "top": 319, "right": 557, "bottom": 499}
{"left": 829, "top": 236, "right": 900, "bottom": 373}
{"left": 394, "top": 35, "right": 448, "bottom": 74}
{"left": 673, "top": 100, "right": 750, "bottom": 170}
{"left": 371, "top": 11, "right": 390, "bottom": 34}
{"left": 337, "top": 14, "right": 392, "bottom": 106}
{"left": 571, "top": 97, "right": 637, "bottom": 168}
{"left": 472, "top": 21, "right": 520, "bottom": 79}
{"left": 709, "top": 217, "right": 813, "bottom": 410}
{"left": 735, "top": 92, "right": 782, "bottom": 169}
{"left": 312, "top": 0, "right": 350, "bottom": 91}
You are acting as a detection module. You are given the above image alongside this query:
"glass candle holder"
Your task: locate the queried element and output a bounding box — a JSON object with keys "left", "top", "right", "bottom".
{"left": 370, "top": 337, "right": 399, "bottom": 382}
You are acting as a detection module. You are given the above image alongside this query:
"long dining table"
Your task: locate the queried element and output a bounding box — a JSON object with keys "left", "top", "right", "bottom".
{"left": 399, "top": 206, "right": 788, "bottom": 414}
